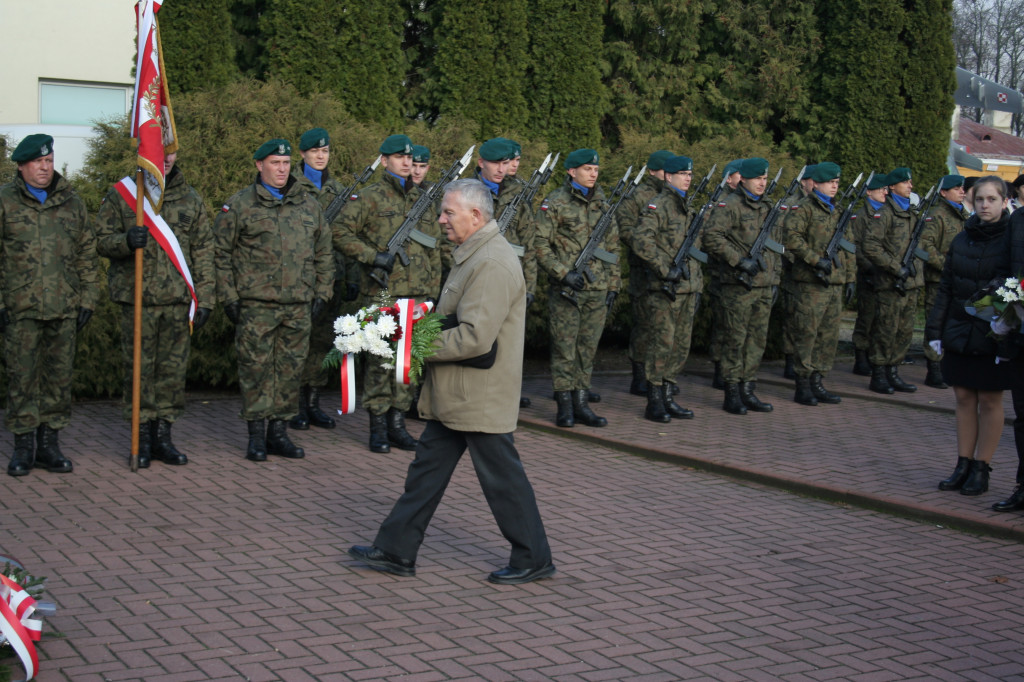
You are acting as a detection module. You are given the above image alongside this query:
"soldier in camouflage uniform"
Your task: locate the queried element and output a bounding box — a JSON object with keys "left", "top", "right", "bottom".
{"left": 708, "top": 159, "right": 745, "bottom": 389}
{"left": 334, "top": 134, "right": 443, "bottom": 453}
{"left": 411, "top": 145, "right": 431, "bottom": 190}
{"left": 703, "top": 157, "right": 778, "bottom": 415}
{"left": 861, "top": 167, "right": 922, "bottom": 394}
{"left": 215, "top": 138, "right": 334, "bottom": 462}
{"left": 2, "top": 134, "right": 98, "bottom": 477}
{"left": 631, "top": 155, "right": 700, "bottom": 422}
{"left": 919, "top": 174, "right": 968, "bottom": 389}
{"left": 781, "top": 162, "right": 847, "bottom": 406}
{"left": 95, "top": 151, "right": 215, "bottom": 467}
{"left": 535, "top": 148, "right": 620, "bottom": 428}
{"left": 778, "top": 164, "right": 815, "bottom": 380}
{"left": 849, "top": 172, "right": 889, "bottom": 376}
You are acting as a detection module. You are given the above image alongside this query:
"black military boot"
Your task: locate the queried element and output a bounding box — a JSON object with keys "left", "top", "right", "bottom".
{"left": 307, "top": 387, "right": 336, "bottom": 428}
{"left": 712, "top": 362, "right": 725, "bottom": 390}
{"left": 387, "top": 407, "right": 418, "bottom": 451}
{"left": 869, "top": 366, "right": 894, "bottom": 394}
{"left": 663, "top": 382, "right": 693, "bottom": 419}
{"left": 246, "top": 419, "right": 267, "bottom": 461}
{"left": 266, "top": 419, "right": 305, "bottom": 459}
{"left": 783, "top": 354, "right": 796, "bottom": 380}
{"left": 810, "top": 372, "right": 841, "bottom": 404}
{"left": 992, "top": 484, "right": 1024, "bottom": 512}
{"left": 886, "top": 366, "right": 917, "bottom": 393}
{"left": 136, "top": 420, "right": 152, "bottom": 469}
{"left": 554, "top": 391, "right": 574, "bottom": 428}
{"left": 644, "top": 384, "right": 670, "bottom": 423}
{"left": 588, "top": 390, "right": 601, "bottom": 403}
{"left": 852, "top": 349, "right": 872, "bottom": 376}
{"left": 519, "top": 396, "right": 532, "bottom": 408}
{"left": 6, "top": 432, "right": 34, "bottom": 477}
{"left": 740, "top": 381, "right": 773, "bottom": 412}
{"left": 368, "top": 411, "right": 391, "bottom": 453}
{"left": 924, "top": 360, "right": 948, "bottom": 389}
{"left": 722, "top": 383, "right": 747, "bottom": 415}
{"left": 573, "top": 389, "right": 607, "bottom": 427}
{"left": 938, "top": 456, "right": 970, "bottom": 491}
{"left": 629, "top": 361, "right": 649, "bottom": 396}
{"left": 35, "top": 425, "right": 73, "bottom": 473}
{"left": 152, "top": 419, "right": 188, "bottom": 465}
{"left": 794, "top": 377, "right": 818, "bottom": 406}
{"left": 290, "top": 385, "right": 311, "bottom": 430}
{"left": 960, "top": 459, "right": 991, "bottom": 496}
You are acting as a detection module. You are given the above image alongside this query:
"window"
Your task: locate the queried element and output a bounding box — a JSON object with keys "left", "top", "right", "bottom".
{"left": 39, "top": 81, "right": 130, "bottom": 126}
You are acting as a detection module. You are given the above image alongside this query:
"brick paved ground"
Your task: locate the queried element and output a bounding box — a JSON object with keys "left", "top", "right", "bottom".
{"left": 3, "top": 355, "right": 1024, "bottom": 681}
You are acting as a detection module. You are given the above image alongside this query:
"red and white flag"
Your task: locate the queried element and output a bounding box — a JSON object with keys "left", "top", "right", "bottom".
{"left": 132, "top": 0, "right": 177, "bottom": 212}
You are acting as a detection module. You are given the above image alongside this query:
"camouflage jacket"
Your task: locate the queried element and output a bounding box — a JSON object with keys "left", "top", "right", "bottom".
{"left": 782, "top": 191, "right": 846, "bottom": 285}
{"left": 214, "top": 174, "right": 334, "bottom": 305}
{"left": 96, "top": 165, "right": 216, "bottom": 307}
{"left": 618, "top": 176, "right": 665, "bottom": 249}
{"left": 860, "top": 194, "right": 924, "bottom": 291}
{"left": 293, "top": 163, "right": 351, "bottom": 290}
{"left": 919, "top": 199, "right": 967, "bottom": 284}
{"left": 482, "top": 172, "right": 538, "bottom": 295}
{"left": 703, "top": 188, "right": 778, "bottom": 287}
{"left": 534, "top": 179, "right": 622, "bottom": 293}
{"left": 632, "top": 186, "right": 702, "bottom": 294}
{"left": 333, "top": 172, "right": 442, "bottom": 299}
{"left": 0, "top": 172, "right": 98, "bottom": 319}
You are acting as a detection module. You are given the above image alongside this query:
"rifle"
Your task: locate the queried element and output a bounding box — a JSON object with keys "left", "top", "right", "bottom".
{"left": 661, "top": 176, "right": 729, "bottom": 301}
{"left": 815, "top": 171, "right": 867, "bottom": 285}
{"left": 369, "top": 145, "right": 475, "bottom": 288}
{"left": 497, "top": 152, "right": 552, "bottom": 242}
{"left": 894, "top": 185, "right": 938, "bottom": 296}
{"left": 524, "top": 152, "right": 560, "bottom": 207}
{"left": 559, "top": 166, "right": 635, "bottom": 305}
{"left": 764, "top": 167, "right": 785, "bottom": 197}
{"left": 323, "top": 157, "right": 381, "bottom": 225}
{"left": 736, "top": 166, "right": 801, "bottom": 290}
{"left": 686, "top": 163, "right": 717, "bottom": 209}
{"left": 616, "top": 164, "right": 646, "bottom": 202}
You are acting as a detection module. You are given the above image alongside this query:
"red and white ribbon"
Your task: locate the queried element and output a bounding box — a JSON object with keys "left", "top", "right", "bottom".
{"left": 0, "top": 575, "right": 41, "bottom": 680}
{"left": 394, "top": 299, "right": 434, "bottom": 385}
{"left": 339, "top": 352, "right": 356, "bottom": 415}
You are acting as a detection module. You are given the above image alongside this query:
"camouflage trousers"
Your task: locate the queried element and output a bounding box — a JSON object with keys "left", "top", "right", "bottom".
{"left": 118, "top": 303, "right": 190, "bottom": 422}
{"left": 869, "top": 287, "right": 918, "bottom": 367}
{"left": 922, "top": 283, "right": 941, "bottom": 362}
{"left": 297, "top": 291, "right": 345, "bottom": 388}
{"left": 706, "top": 275, "right": 722, "bottom": 363}
{"left": 4, "top": 316, "right": 77, "bottom": 434}
{"left": 361, "top": 294, "right": 428, "bottom": 416}
{"left": 549, "top": 287, "right": 607, "bottom": 392}
{"left": 235, "top": 301, "right": 311, "bottom": 421}
{"left": 851, "top": 272, "right": 878, "bottom": 352}
{"left": 641, "top": 289, "right": 697, "bottom": 385}
{"left": 789, "top": 282, "right": 842, "bottom": 378}
{"left": 718, "top": 283, "right": 773, "bottom": 384}
{"left": 627, "top": 253, "right": 649, "bottom": 363}
{"left": 779, "top": 278, "right": 796, "bottom": 356}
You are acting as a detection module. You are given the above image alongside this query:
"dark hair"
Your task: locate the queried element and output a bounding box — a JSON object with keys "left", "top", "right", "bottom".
{"left": 1012, "top": 173, "right": 1024, "bottom": 188}
{"left": 973, "top": 174, "right": 1008, "bottom": 200}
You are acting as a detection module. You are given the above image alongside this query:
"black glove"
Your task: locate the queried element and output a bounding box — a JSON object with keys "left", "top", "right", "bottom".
{"left": 815, "top": 258, "right": 833, "bottom": 276}
{"left": 76, "top": 307, "right": 93, "bottom": 331}
{"left": 0, "top": 309, "right": 9, "bottom": 333}
{"left": 372, "top": 251, "right": 396, "bottom": 274}
{"left": 193, "top": 307, "right": 212, "bottom": 330}
{"left": 223, "top": 300, "right": 241, "bottom": 325}
{"left": 844, "top": 282, "right": 856, "bottom": 305}
{"left": 311, "top": 298, "right": 326, "bottom": 321}
{"left": 562, "top": 271, "right": 586, "bottom": 291}
{"left": 606, "top": 291, "right": 618, "bottom": 310}
{"left": 665, "top": 265, "right": 683, "bottom": 283}
{"left": 897, "top": 265, "right": 912, "bottom": 280}
{"left": 526, "top": 292, "right": 535, "bottom": 308}
{"left": 344, "top": 282, "right": 360, "bottom": 301}
{"left": 126, "top": 226, "right": 148, "bottom": 250}
{"left": 737, "top": 257, "right": 760, "bottom": 277}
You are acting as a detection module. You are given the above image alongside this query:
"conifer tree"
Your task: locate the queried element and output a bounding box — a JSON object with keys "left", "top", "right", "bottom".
{"left": 159, "top": 0, "right": 238, "bottom": 94}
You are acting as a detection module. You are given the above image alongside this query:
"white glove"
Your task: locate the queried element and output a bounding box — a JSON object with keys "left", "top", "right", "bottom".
{"left": 991, "top": 317, "right": 1013, "bottom": 335}
{"left": 928, "top": 340, "right": 943, "bottom": 356}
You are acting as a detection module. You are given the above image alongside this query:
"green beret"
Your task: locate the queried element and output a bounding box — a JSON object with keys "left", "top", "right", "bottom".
{"left": 723, "top": 159, "right": 744, "bottom": 178}
{"left": 565, "top": 148, "right": 599, "bottom": 169}
{"left": 647, "top": 150, "right": 674, "bottom": 171}
{"left": 888, "top": 167, "right": 912, "bottom": 184}
{"left": 663, "top": 156, "right": 693, "bottom": 174}
{"left": 939, "top": 174, "right": 965, "bottom": 190}
{"left": 802, "top": 164, "right": 817, "bottom": 180}
{"left": 299, "top": 128, "right": 329, "bottom": 151}
{"left": 739, "top": 157, "right": 769, "bottom": 178}
{"left": 507, "top": 139, "right": 522, "bottom": 158}
{"left": 866, "top": 172, "right": 889, "bottom": 190}
{"left": 480, "top": 138, "right": 513, "bottom": 162}
{"left": 12, "top": 134, "right": 54, "bottom": 163}
{"left": 808, "top": 162, "right": 840, "bottom": 183}
{"left": 253, "top": 138, "right": 292, "bottom": 160}
{"left": 412, "top": 145, "right": 430, "bottom": 163}
{"left": 380, "top": 134, "right": 414, "bottom": 155}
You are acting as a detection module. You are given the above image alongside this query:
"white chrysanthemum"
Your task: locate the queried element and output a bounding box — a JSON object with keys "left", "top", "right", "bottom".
{"left": 363, "top": 321, "right": 382, "bottom": 342}
{"left": 336, "top": 332, "right": 363, "bottom": 355}
{"left": 999, "top": 287, "right": 1019, "bottom": 303}
{"left": 356, "top": 305, "right": 377, "bottom": 322}
{"left": 367, "top": 335, "right": 393, "bottom": 358}
{"left": 376, "top": 314, "right": 398, "bottom": 338}
{"left": 335, "top": 315, "right": 360, "bottom": 335}
{"left": 380, "top": 361, "right": 395, "bottom": 371}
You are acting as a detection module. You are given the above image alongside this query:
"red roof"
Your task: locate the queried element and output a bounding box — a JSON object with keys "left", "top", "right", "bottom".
{"left": 957, "top": 118, "right": 1024, "bottom": 158}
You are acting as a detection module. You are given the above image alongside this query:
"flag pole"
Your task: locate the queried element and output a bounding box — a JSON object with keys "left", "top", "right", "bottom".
{"left": 130, "top": 169, "right": 145, "bottom": 473}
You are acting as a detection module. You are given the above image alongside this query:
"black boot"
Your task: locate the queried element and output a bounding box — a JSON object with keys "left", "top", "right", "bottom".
{"left": 387, "top": 407, "right": 418, "bottom": 451}
{"left": 810, "top": 372, "right": 841, "bottom": 404}
{"left": 924, "top": 360, "right": 948, "bottom": 389}
{"left": 368, "top": 411, "right": 390, "bottom": 453}
{"left": 35, "top": 425, "right": 72, "bottom": 473}
{"left": 853, "top": 349, "right": 872, "bottom": 376}
{"left": 6, "top": 432, "right": 34, "bottom": 477}
{"left": 152, "top": 419, "right": 188, "bottom": 465}
{"left": 247, "top": 419, "right": 267, "bottom": 461}
{"left": 886, "top": 366, "right": 917, "bottom": 393}
{"left": 629, "top": 361, "right": 649, "bottom": 396}
{"left": 960, "top": 459, "right": 991, "bottom": 496}
{"left": 644, "top": 384, "right": 670, "bottom": 423}
{"left": 519, "top": 396, "right": 532, "bottom": 408}
{"left": 307, "top": 387, "right": 336, "bottom": 428}
{"left": 290, "top": 385, "right": 311, "bottom": 430}
{"left": 740, "top": 381, "right": 773, "bottom": 412}
{"left": 992, "top": 484, "right": 1024, "bottom": 512}
{"left": 794, "top": 377, "right": 818, "bottom": 406}
{"left": 555, "top": 391, "right": 574, "bottom": 428}
{"left": 573, "top": 388, "right": 607, "bottom": 427}
{"left": 783, "top": 354, "right": 796, "bottom": 380}
{"left": 266, "top": 419, "right": 305, "bottom": 459}
{"left": 663, "top": 382, "right": 693, "bottom": 419}
{"left": 723, "top": 383, "right": 747, "bottom": 415}
{"left": 135, "top": 420, "right": 152, "bottom": 469}
{"left": 938, "top": 456, "right": 971, "bottom": 490}
{"left": 869, "top": 365, "right": 894, "bottom": 394}
{"left": 670, "top": 383, "right": 680, "bottom": 395}
{"left": 588, "top": 390, "right": 601, "bottom": 403}
{"left": 712, "top": 362, "right": 724, "bottom": 390}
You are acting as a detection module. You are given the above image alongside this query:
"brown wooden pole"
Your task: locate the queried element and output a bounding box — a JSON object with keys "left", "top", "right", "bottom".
{"left": 130, "top": 169, "right": 145, "bottom": 472}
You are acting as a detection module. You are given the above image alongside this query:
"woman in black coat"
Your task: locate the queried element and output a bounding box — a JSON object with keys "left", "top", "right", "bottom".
{"left": 925, "top": 176, "right": 1023, "bottom": 496}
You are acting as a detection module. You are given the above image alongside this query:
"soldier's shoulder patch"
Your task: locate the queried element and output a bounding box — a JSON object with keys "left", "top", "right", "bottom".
{"left": 925, "top": 216, "right": 934, "bottom": 222}
{"left": 871, "top": 213, "right": 882, "bottom": 219}
{"left": 647, "top": 203, "right": 657, "bottom": 210}
{"left": 221, "top": 204, "right": 231, "bottom": 212}
{"left": 717, "top": 202, "right": 727, "bottom": 207}
{"left": 540, "top": 201, "right": 549, "bottom": 211}
{"left": 349, "top": 194, "right": 359, "bottom": 201}
{"left": 851, "top": 214, "right": 858, "bottom": 220}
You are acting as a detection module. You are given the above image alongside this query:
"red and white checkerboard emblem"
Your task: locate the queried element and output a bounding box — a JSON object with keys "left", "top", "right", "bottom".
{"left": 998, "top": 92, "right": 1008, "bottom": 103}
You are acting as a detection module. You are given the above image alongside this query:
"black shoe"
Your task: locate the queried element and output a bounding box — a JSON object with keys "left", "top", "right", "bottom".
{"left": 992, "top": 484, "right": 1024, "bottom": 512}
{"left": 368, "top": 411, "right": 391, "bottom": 453}
{"left": 644, "top": 384, "right": 671, "bottom": 423}
{"left": 783, "top": 354, "right": 796, "bottom": 380}
{"left": 247, "top": 419, "right": 267, "bottom": 461}
{"left": 629, "top": 360, "right": 648, "bottom": 396}
{"left": 588, "top": 390, "right": 601, "bottom": 403}
{"left": 663, "top": 383, "right": 693, "bottom": 419}
{"left": 554, "top": 391, "right": 574, "bottom": 428}
{"left": 938, "top": 456, "right": 970, "bottom": 491}
{"left": 924, "top": 360, "right": 948, "bottom": 389}
{"left": 869, "top": 366, "right": 894, "bottom": 394}
{"left": 267, "top": 419, "right": 305, "bottom": 458}
{"left": 347, "top": 545, "right": 415, "bottom": 577}
{"left": 152, "top": 419, "right": 188, "bottom": 465}
{"left": 960, "top": 460, "right": 991, "bottom": 496}
{"left": 136, "top": 420, "right": 152, "bottom": 469}
{"left": 723, "top": 383, "right": 747, "bottom": 415}
{"left": 794, "top": 378, "right": 818, "bottom": 406}
{"left": 487, "top": 563, "right": 556, "bottom": 585}
{"left": 519, "top": 396, "right": 531, "bottom": 408}
{"left": 387, "top": 407, "right": 418, "bottom": 451}
{"left": 740, "top": 381, "right": 773, "bottom": 413}
{"left": 307, "top": 387, "right": 336, "bottom": 428}
{"left": 573, "top": 389, "right": 607, "bottom": 427}
{"left": 852, "top": 349, "right": 872, "bottom": 376}
{"left": 712, "top": 362, "right": 724, "bottom": 390}
{"left": 6, "top": 432, "right": 34, "bottom": 477}
{"left": 886, "top": 366, "right": 916, "bottom": 393}
{"left": 809, "top": 372, "right": 841, "bottom": 404}
{"left": 290, "top": 385, "right": 311, "bottom": 430}
{"left": 35, "top": 425, "right": 72, "bottom": 473}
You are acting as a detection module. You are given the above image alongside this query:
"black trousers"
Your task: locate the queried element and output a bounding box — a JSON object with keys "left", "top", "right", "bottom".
{"left": 374, "top": 420, "right": 552, "bottom": 569}
{"left": 1013, "top": 387, "right": 1024, "bottom": 484}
